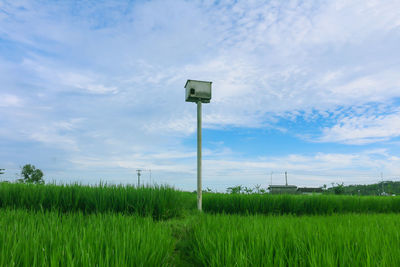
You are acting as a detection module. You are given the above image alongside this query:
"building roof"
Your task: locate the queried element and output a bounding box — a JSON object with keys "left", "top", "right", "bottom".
{"left": 185, "top": 79, "right": 212, "bottom": 88}
{"left": 268, "top": 185, "right": 297, "bottom": 189}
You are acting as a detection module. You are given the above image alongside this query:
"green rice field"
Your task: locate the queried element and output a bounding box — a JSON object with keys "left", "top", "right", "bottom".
{"left": 185, "top": 214, "right": 400, "bottom": 266}
{"left": 0, "top": 183, "right": 195, "bottom": 219}
{"left": 2, "top": 183, "right": 400, "bottom": 216}
{"left": 1, "top": 183, "right": 400, "bottom": 266}
{"left": 202, "top": 193, "right": 400, "bottom": 215}
{"left": 0, "top": 209, "right": 174, "bottom": 267}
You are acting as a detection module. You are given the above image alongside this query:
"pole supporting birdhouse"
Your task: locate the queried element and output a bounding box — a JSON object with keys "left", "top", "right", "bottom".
{"left": 197, "top": 100, "right": 202, "bottom": 211}
{"left": 185, "top": 79, "right": 212, "bottom": 211}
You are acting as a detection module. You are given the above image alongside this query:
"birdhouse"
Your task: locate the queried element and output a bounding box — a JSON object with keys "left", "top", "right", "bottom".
{"left": 185, "top": 80, "right": 212, "bottom": 103}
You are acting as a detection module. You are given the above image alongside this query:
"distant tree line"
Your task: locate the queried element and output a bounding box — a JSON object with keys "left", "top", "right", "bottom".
{"left": 221, "top": 181, "right": 400, "bottom": 196}
{"left": 327, "top": 181, "right": 400, "bottom": 195}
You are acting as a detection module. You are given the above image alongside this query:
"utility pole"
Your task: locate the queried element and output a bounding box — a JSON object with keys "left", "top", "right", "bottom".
{"left": 381, "top": 172, "right": 384, "bottom": 194}
{"left": 136, "top": 169, "right": 142, "bottom": 187}
{"left": 285, "top": 171, "right": 288, "bottom": 186}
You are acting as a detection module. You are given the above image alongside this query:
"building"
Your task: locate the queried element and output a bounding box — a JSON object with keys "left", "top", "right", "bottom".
{"left": 268, "top": 185, "right": 298, "bottom": 194}
{"left": 268, "top": 186, "right": 324, "bottom": 194}
{"left": 297, "top": 187, "right": 324, "bottom": 194}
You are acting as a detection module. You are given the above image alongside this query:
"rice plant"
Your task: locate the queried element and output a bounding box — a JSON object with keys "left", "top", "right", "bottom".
{"left": 0, "top": 209, "right": 175, "bottom": 267}
{"left": 184, "top": 213, "right": 400, "bottom": 266}
{"left": 1, "top": 207, "right": 400, "bottom": 266}
{"left": 202, "top": 193, "right": 400, "bottom": 215}
{"left": 0, "top": 183, "right": 195, "bottom": 219}
{"left": 2, "top": 183, "right": 400, "bottom": 218}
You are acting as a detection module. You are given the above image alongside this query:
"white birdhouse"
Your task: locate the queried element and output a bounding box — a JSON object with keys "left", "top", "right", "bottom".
{"left": 185, "top": 80, "right": 212, "bottom": 103}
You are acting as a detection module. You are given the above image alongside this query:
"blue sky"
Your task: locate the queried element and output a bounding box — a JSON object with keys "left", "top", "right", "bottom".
{"left": 1, "top": 0, "right": 400, "bottom": 191}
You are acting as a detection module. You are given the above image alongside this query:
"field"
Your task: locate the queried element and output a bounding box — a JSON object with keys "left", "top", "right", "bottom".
{"left": 2, "top": 183, "right": 400, "bottom": 215}
{"left": 202, "top": 192, "right": 400, "bottom": 214}
{"left": 0, "top": 183, "right": 195, "bottom": 219}
{"left": 184, "top": 214, "right": 400, "bottom": 266}
{"left": 1, "top": 183, "right": 400, "bottom": 266}
{"left": 0, "top": 209, "right": 174, "bottom": 266}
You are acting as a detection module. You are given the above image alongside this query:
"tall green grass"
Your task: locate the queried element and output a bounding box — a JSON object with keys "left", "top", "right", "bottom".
{"left": 185, "top": 214, "right": 400, "bottom": 266}
{"left": 2, "top": 183, "right": 400, "bottom": 218}
{"left": 203, "top": 193, "right": 400, "bottom": 215}
{"left": 0, "top": 209, "right": 175, "bottom": 267}
{"left": 0, "top": 183, "right": 195, "bottom": 219}
{"left": 2, "top": 207, "right": 400, "bottom": 266}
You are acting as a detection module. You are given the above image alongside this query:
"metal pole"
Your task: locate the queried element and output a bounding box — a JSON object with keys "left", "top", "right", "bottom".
{"left": 136, "top": 170, "right": 141, "bottom": 187}
{"left": 285, "top": 171, "right": 288, "bottom": 186}
{"left": 197, "top": 101, "right": 202, "bottom": 211}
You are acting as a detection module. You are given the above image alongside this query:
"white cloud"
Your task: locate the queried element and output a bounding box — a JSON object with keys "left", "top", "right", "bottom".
{"left": 319, "top": 108, "right": 400, "bottom": 144}
{"left": 2, "top": 0, "right": 400, "bottom": 129}
{"left": 0, "top": 94, "right": 22, "bottom": 107}
{"left": 20, "top": 59, "right": 118, "bottom": 95}
{"left": 319, "top": 70, "right": 400, "bottom": 105}
{"left": 307, "top": 0, "right": 400, "bottom": 45}
{"left": 24, "top": 118, "right": 84, "bottom": 151}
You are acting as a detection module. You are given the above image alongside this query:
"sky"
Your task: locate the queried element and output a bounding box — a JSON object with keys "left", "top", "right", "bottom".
{"left": 1, "top": 0, "right": 400, "bottom": 191}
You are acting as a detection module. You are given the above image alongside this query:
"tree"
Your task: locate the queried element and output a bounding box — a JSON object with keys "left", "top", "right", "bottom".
{"left": 254, "top": 184, "right": 261, "bottom": 194}
{"left": 243, "top": 186, "right": 253, "bottom": 194}
{"left": 334, "top": 182, "right": 344, "bottom": 195}
{"left": 18, "top": 164, "right": 44, "bottom": 184}
{"left": 226, "top": 185, "right": 242, "bottom": 194}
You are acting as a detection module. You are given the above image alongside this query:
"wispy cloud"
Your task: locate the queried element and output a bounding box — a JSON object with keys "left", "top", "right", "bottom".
{"left": 0, "top": 94, "right": 22, "bottom": 107}
{"left": 319, "top": 107, "right": 400, "bottom": 144}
